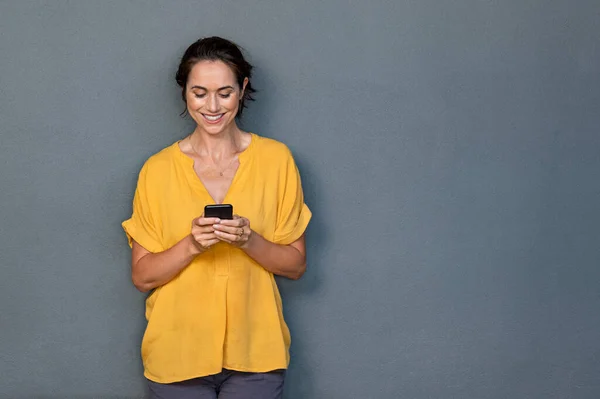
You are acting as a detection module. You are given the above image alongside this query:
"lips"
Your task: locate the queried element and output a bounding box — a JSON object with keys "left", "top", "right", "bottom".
{"left": 202, "top": 113, "right": 225, "bottom": 124}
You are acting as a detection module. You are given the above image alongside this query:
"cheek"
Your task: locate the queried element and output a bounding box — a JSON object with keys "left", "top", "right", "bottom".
{"left": 186, "top": 95, "right": 202, "bottom": 109}
{"left": 220, "top": 96, "right": 236, "bottom": 107}
{"left": 224, "top": 97, "right": 241, "bottom": 112}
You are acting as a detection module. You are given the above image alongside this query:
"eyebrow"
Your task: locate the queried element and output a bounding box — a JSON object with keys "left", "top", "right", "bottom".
{"left": 190, "top": 85, "right": 235, "bottom": 91}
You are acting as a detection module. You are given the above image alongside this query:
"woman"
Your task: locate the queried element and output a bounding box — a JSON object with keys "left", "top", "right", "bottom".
{"left": 122, "top": 36, "right": 311, "bottom": 399}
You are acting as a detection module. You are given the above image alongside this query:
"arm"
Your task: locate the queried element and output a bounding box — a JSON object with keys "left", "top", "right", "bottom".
{"left": 211, "top": 145, "right": 310, "bottom": 280}
{"left": 213, "top": 218, "right": 307, "bottom": 280}
{"left": 243, "top": 233, "right": 306, "bottom": 280}
{"left": 131, "top": 216, "right": 220, "bottom": 292}
{"left": 131, "top": 236, "right": 197, "bottom": 293}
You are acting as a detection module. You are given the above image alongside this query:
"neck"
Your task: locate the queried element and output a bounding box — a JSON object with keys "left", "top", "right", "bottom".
{"left": 191, "top": 125, "right": 241, "bottom": 158}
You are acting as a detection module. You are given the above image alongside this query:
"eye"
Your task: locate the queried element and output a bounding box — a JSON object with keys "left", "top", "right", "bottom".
{"left": 194, "top": 93, "right": 206, "bottom": 99}
{"left": 219, "top": 93, "right": 232, "bottom": 99}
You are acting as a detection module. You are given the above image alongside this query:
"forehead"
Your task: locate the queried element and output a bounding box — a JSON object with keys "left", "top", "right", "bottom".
{"left": 187, "top": 60, "right": 237, "bottom": 88}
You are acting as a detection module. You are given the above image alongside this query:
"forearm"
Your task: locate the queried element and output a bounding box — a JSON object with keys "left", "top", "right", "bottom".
{"left": 132, "top": 235, "right": 201, "bottom": 292}
{"left": 242, "top": 232, "right": 306, "bottom": 280}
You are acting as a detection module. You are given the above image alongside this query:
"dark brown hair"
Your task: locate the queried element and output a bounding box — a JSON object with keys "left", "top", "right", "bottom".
{"left": 175, "top": 36, "right": 256, "bottom": 117}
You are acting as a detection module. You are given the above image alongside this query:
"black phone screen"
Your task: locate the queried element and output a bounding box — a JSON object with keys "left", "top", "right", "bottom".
{"left": 204, "top": 204, "right": 233, "bottom": 220}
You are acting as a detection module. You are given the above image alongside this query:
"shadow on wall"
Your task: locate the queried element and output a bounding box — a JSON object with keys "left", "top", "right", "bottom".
{"left": 278, "top": 156, "right": 328, "bottom": 399}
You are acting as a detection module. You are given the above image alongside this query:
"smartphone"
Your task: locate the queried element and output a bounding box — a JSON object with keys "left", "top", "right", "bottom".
{"left": 204, "top": 204, "right": 233, "bottom": 220}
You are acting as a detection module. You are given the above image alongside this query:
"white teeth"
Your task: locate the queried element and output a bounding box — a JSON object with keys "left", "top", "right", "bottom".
{"left": 204, "top": 114, "right": 223, "bottom": 121}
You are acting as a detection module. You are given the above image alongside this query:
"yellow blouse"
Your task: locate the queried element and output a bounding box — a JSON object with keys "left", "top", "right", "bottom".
{"left": 122, "top": 133, "right": 311, "bottom": 383}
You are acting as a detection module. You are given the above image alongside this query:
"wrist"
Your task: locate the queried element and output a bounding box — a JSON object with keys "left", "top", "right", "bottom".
{"left": 241, "top": 229, "right": 258, "bottom": 250}
{"left": 186, "top": 235, "right": 204, "bottom": 257}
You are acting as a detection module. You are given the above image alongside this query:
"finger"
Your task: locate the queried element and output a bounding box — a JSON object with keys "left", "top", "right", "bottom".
{"left": 217, "top": 218, "right": 244, "bottom": 227}
{"left": 214, "top": 231, "right": 233, "bottom": 244}
{"left": 215, "top": 225, "right": 246, "bottom": 239}
{"left": 195, "top": 238, "right": 216, "bottom": 247}
{"left": 204, "top": 238, "right": 220, "bottom": 247}
{"left": 192, "top": 225, "right": 216, "bottom": 234}
{"left": 216, "top": 236, "right": 233, "bottom": 244}
{"left": 213, "top": 224, "right": 243, "bottom": 234}
{"left": 194, "top": 217, "right": 221, "bottom": 226}
{"left": 193, "top": 230, "right": 217, "bottom": 241}
{"left": 214, "top": 230, "right": 243, "bottom": 242}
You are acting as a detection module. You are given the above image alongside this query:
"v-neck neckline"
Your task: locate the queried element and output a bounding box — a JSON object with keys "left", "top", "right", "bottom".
{"left": 176, "top": 133, "right": 256, "bottom": 204}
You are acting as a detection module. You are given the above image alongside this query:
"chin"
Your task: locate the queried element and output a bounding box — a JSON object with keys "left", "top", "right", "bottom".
{"left": 202, "top": 122, "right": 232, "bottom": 134}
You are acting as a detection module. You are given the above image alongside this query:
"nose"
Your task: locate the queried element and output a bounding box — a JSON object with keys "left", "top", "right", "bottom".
{"left": 206, "top": 94, "right": 219, "bottom": 113}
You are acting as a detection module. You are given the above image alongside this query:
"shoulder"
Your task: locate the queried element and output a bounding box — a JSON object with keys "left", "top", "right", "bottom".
{"left": 252, "top": 134, "right": 295, "bottom": 164}
{"left": 140, "top": 141, "right": 181, "bottom": 177}
{"left": 133, "top": 142, "right": 182, "bottom": 196}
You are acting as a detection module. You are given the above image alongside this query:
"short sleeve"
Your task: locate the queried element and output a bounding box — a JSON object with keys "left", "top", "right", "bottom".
{"left": 122, "top": 162, "right": 164, "bottom": 253}
{"left": 273, "top": 148, "right": 312, "bottom": 245}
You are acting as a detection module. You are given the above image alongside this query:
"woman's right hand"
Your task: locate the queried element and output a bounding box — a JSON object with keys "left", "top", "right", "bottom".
{"left": 190, "top": 215, "right": 221, "bottom": 253}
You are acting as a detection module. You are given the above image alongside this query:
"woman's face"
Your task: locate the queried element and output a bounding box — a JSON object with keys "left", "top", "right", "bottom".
{"left": 185, "top": 60, "right": 248, "bottom": 134}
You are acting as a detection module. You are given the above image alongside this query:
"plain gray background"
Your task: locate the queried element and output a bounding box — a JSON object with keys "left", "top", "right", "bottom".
{"left": 1, "top": 1, "right": 599, "bottom": 398}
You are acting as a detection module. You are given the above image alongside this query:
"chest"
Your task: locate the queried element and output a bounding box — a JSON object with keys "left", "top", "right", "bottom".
{"left": 193, "top": 160, "right": 240, "bottom": 204}
{"left": 156, "top": 153, "right": 280, "bottom": 247}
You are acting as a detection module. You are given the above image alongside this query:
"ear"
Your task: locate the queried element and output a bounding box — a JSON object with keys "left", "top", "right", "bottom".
{"left": 240, "top": 77, "right": 249, "bottom": 98}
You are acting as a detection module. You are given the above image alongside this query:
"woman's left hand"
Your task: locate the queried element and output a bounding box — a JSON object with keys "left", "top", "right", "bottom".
{"left": 213, "top": 215, "right": 253, "bottom": 248}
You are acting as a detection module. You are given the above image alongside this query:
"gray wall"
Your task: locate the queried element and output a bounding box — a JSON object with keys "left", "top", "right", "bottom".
{"left": 1, "top": 1, "right": 599, "bottom": 398}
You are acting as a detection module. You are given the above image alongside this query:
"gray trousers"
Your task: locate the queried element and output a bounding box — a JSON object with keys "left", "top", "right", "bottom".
{"left": 147, "top": 369, "right": 285, "bottom": 399}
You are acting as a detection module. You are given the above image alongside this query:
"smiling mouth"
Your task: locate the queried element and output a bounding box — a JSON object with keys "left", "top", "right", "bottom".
{"left": 202, "top": 113, "right": 225, "bottom": 123}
